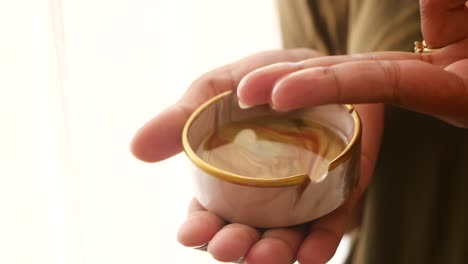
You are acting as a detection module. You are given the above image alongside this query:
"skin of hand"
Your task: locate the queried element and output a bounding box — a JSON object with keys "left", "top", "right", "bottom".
{"left": 131, "top": 1, "right": 468, "bottom": 263}
{"left": 131, "top": 49, "right": 327, "bottom": 263}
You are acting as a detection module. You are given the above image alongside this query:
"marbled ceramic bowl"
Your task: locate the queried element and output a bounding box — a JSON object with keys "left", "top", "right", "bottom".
{"left": 182, "top": 91, "right": 361, "bottom": 228}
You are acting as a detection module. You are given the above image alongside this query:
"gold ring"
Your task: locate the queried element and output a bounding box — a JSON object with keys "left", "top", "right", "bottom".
{"left": 414, "top": 40, "right": 440, "bottom": 53}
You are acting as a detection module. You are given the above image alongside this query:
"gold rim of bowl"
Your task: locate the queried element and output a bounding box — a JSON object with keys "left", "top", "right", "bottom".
{"left": 182, "top": 91, "right": 361, "bottom": 187}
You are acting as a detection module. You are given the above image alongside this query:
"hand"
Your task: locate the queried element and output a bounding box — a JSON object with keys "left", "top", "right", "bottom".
{"left": 132, "top": 48, "right": 380, "bottom": 263}
{"left": 131, "top": 49, "right": 329, "bottom": 263}
{"left": 238, "top": 0, "right": 468, "bottom": 128}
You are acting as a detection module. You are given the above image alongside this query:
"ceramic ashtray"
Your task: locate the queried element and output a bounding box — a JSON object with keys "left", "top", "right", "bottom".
{"left": 182, "top": 90, "right": 361, "bottom": 228}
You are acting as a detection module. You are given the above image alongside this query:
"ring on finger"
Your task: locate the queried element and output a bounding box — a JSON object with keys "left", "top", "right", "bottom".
{"left": 414, "top": 40, "right": 440, "bottom": 53}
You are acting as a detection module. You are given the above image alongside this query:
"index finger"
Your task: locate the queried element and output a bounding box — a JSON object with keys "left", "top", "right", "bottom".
{"left": 271, "top": 59, "right": 468, "bottom": 118}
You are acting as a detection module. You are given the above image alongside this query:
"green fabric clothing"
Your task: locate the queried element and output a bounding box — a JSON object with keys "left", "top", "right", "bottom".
{"left": 277, "top": 0, "right": 468, "bottom": 263}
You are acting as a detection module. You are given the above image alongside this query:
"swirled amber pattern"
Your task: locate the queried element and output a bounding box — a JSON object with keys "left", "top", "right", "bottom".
{"left": 196, "top": 116, "right": 346, "bottom": 180}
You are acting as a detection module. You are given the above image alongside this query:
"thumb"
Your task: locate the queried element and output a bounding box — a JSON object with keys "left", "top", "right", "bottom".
{"left": 420, "top": 0, "right": 468, "bottom": 48}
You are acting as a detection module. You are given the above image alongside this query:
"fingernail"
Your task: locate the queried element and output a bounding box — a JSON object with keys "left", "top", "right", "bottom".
{"left": 236, "top": 77, "right": 252, "bottom": 109}
{"left": 271, "top": 79, "right": 284, "bottom": 105}
{"left": 270, "top": 90, "right": 282, "bottom": 111}
{"left": 232, "top": 256, "right": 245, "bottom": 263}
{"left": 270, "top": 103, "right": 291, "bottom": 113}
{"left": 286, "top": 61, "right": 305, "bottom": 68}
{"left": 271, "top": 82, "right": 280, "bottom": 98}
{"left": 192, "top": 242, "right": 209, "bottom": 251}
{"left": 271, "top": 80, "right": 295, "bottom": 112}
{"left": 237, "top": 76, "right": 248, "bottom": 97}
{"left": 238, "top": 100, "right": 253, "bottom": 109}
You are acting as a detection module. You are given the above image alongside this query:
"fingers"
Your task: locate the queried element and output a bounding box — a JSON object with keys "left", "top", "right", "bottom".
{"left": 207, "top": 223, "right": 261, "bottom": 262}
{"left": 130, "top": 105, "right": 192, "bottom": 162}
{"left": 419, "top": 0, "right": 468, "bottom": 48}
{"left": 177, "top": 199, "right": 225, "bottom": 247}
{"left": 297, "top": 206, "right": 350, "bottom": 264}
{"left": 179, "top": 202, "right": 306, "bottom": 263}
{"left": 131, "top": 49, "right": 320, "bottom": 162}
{"left": 246, "top": 226, "right": 306, "bottom": 264}
{"left": 270, "top": 60, "right": 467, "bottom": 118}
{"left": 177, "top": 199, "right": 261, "bottom": 263}
{"left": 237, "top": 51, "right": 432, "bottom": 108}
{"left": 179, "top": 198, "right": 309, "bottom": 263}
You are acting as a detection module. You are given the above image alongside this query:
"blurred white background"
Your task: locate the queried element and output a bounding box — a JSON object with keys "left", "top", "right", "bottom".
{"left": 0, "top": 0, "right": 349, "bottom": 263}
